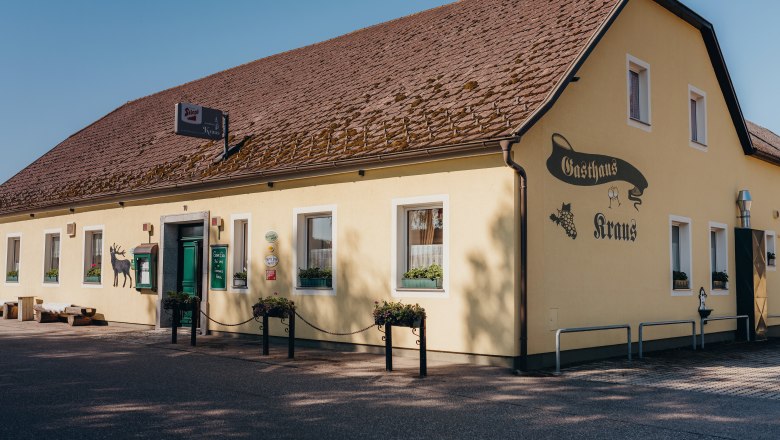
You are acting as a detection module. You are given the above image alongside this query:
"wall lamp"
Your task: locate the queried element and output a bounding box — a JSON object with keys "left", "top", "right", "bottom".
{"left": 737, "top": 189, "right": 752, "bottom": 228}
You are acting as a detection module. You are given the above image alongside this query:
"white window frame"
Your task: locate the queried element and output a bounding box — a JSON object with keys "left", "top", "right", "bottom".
{"left": 82, "top": 225, "right": 104, "bottom": 288}
{"left": 292, "top": 205, "right": 337, "bottom": 296}
{"left": 708, "top": 222, "right": 728, "bottom": 295}
{"left": 669, "top": 215, "right": 692, "bottom": 296}
{"left": 391, "top": 195, "right": 449, "bottom": 298}
{"left": 229, "top": 213, "right": 251, "bottom": 293}
{"left": 766, "top": 230, "right": 777, "bottom": 272}
{"left": 42, "top": 228, "right": 62, "bottom": 287}
{"left": 688, "top": 85, "right": 707, "bottom": 150}
{"left": 4, "top": 233, "right": 21, "bottom": 287}
{"left": 627, "top": 54, "right": 651, "bottom": 131}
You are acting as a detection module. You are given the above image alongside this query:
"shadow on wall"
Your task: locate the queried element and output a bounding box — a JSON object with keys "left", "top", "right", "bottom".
{"left": 463, "top": 181, "right": 515, "bottom": 355}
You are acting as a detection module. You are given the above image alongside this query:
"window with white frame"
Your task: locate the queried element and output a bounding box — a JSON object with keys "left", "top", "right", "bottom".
{"left": 293, "top": 206, "right": 336, "bottom": 293}
{"left": 670, "top": 216, "right": 691, "bottom": 292}
{"left": 689, "top": 85, "right": 707, "bottom": 146}
{"left": 83, "top": 229, "right": 103, "bottom": 284}
{"left": 232, "top": 216, "right": 250, "bottom": 289}
{"left": 392, "top": 195, "right": 448, "bottom": 295}
{"left": 6, "top": 235, "right": 20, "bottom": 282}
{"left": 44, "top": 231, "right": 61, "bottom": 283}
{"left": 627, "top": 55, "right": 651, "bottom": 129}
{"left": 709, "top": 223, "right": 728, "bottom": 292}
{"left": 766, "top": 230, "right": 776, "bottom": 271}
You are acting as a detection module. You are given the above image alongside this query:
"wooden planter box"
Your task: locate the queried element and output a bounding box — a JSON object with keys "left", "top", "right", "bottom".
{"left": 44, "top": 276, "right": 58, "bottom": 283}
{"left": 84, "top": 276, "right": 101, "bottom": 283}
{"left": 375, "top": 318, "right": 423, "bottom": 328}
{"left": 6, "top": 276, "right": 18, "bottom": 283}
{"left": 769, "top": 257, "right": 776, "bottom": 267}
{"left": 299, "top": 277, "right": 332, "bottom": 288}
{"left": 712, "top": 280, "right": 728, "bottom": 290}
{"left": 401, "top": 278, "right": 442, "bottom": 289}
{"left": 673, "top": 280, "right": 689, "bottom": 290}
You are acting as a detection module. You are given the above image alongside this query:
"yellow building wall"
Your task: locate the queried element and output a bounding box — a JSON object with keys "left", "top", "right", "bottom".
{"left": 517, "top": 0, "right": 780, "bottom": 354}
{"left": 0, "top": 155, "right": 518, "bottom": 358}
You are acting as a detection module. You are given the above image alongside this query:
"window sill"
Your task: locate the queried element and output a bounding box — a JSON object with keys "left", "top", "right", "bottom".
{"left": 689, "top": 140, "right": 708, "bottom": 152}
{"left": 628, "top": 117, "right": 651, "bottom": 132}
{"left": 82, "top": 282, "right": 103, "bottom": 289}
{"left": 294, "top": 286, "right": 335, "bottom": 296}
{"left": 671, "top": 288, "right": 692, "bottom": 297}
{"left": 768, "top": 264, "right": 776, "bottom": 272}
{"left": 710, "top": 288, "right": 729, "bottom": 296}
{"left": 394, "top": 287, "right": 447, "bottom": 299}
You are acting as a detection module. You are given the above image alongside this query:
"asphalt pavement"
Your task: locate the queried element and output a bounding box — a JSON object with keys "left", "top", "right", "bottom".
{"left": 1, "top": 320, "right": 780, "bottom": 439}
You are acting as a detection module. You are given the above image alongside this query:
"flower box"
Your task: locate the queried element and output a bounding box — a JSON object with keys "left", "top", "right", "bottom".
{"left": 373, "top": 300, "right": 426, "bottom": 328}
{"left": 252, "top": 296, "right": 295, "bottom": 319}
{"left": 6, "top": 276, "right": 18, "bottom": 283}
{"left": 770, "top": 257, "right": 776, "bottom": 267}
{"left": 401, "top": 278, "right": 442, "bottom": 289}
{"left": 44, "top": 276, "right": 58, "bottom": 283}
{"left": 233, "top": 278, "right": 247, "bottom": 288}
{"left": 712, "top": 280, "right": 728, "bottom": 290}
{"left": 84, "top": 276, "right": 101, "bottom": 283}
{"left": 673, "top": 280, "right": 689, "bottom": 290}
{"left": 299, "top": 277, "right": 332, "bottom": 288}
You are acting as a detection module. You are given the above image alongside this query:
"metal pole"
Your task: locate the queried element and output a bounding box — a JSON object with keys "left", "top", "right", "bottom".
{"left": 190, "top": 300, "right": 197, "bottom": 346}
{"left": 691, "top": 321, "right": 696, "bottom": 351}
{"left": 638, "top": 325, "right": 644, "bottom": 359}
{"left": 420, "top": 318, "right": 427, "bottom": 378}
{"left": 288, "top": 313, "right": 295, "bottom": 359}
{"left": 262, "top": 313, "right": 269, "bottom": 356}
{"left": 745, "top": 317, "right": 750, "bottom": 342}
{"left": 627, "top": 326, "right": 632, "bottom": 362}
{"left": 555, "top": 329, "right": 562, "bottom": 374}
{"left": 223, "top": 113, "right": 229, "bottom": 159}
{"left": 385, "top": 324, "right": 393, "bottom": 372}
{"left": 700, "top": 318, "right": 705, "bottom": 349}
{"left": 171, "top": 302, "right": 178, "bottom": 344}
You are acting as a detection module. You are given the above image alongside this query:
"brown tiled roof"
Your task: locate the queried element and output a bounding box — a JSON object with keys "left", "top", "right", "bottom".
{"left": 0, "top": 0, "right": 623, "bottom": 215}
{"left": 747, "top": 121, "right": 780, "bottom": 159}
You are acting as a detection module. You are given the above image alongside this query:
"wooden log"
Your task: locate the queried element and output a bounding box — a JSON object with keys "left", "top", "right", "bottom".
{"left": 3, "top": 303, "right": 18, "bottom": 320}
{"left": 67, "top": 315, "right": 92, "bottom": 326}
{"left": 34, "top": 310, "right": 60, "bottom": 323}
{"left": 64, "top": 306, "right": 97, "bottom": 318}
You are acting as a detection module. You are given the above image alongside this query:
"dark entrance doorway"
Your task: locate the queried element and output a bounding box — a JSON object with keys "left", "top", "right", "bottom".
{"left": 178, "top": 224, "right": 203, "bottom": 326}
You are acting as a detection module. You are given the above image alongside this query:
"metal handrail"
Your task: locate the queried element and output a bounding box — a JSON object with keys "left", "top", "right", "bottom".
{"left": 638, "top": 320, "right": 696, "bottom": 358}
{"left": 700, "top": 315, "right": 749, "bottom": 349}
{"left": 555, "top": 324, "right": 631, "bottom": 373}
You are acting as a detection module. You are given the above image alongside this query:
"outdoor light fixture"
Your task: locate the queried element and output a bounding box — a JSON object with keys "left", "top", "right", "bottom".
{"left": 737, "top": 189, "right": 752, "bottom": 228}
{"left": 69, "top": 207, "right": 75, "bottom": 213}
{"left": 29, "top": 213, "right": 35, "bottom": 218}
{"left": 67, "top": 222, "right": 76, "bottom": 237}
{"left": 358, "top": 169, "right": 366, "bottom": 177}
{"left": 267, "top": 182, "right": 274, "bottom": 188}
{"left": 118, "top": 201, "right": 125, "bottom": 207}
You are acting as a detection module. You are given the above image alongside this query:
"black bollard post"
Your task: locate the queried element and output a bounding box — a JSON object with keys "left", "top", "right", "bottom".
{"left": 171, "top": 302, "right": 178, "bottom": 344}
{"left": 190, "top": 300, "right": 197, "bottom": 346}
{"left": 420, "top": 317, "right": 427, "bottom": 378}
{"left": 288, "top": 313, "right": 295, "bottom": 359}
{"left": 385, "top": 323, "right": 393, "bottom": 371}
{"left": 262, "top": 313, "right": 269, "bottom": 355}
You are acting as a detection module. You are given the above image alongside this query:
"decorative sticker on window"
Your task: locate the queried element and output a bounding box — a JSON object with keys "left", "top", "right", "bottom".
{"left": 546, "top": 134, "right": 648, "bottom": 211}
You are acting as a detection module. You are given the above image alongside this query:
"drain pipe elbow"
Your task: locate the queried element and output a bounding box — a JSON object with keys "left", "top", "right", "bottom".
{"left": 500, "top": 136, "right": 529, "bottom": 372}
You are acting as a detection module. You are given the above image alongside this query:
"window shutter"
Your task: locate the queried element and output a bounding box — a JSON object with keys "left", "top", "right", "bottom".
{"left": 629, "top": 70, "right": 640, "bottom": 120}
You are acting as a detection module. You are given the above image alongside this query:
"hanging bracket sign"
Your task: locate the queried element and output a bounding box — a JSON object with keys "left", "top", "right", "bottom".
{"left": 210, "top": 244, "right": 228, "bottom": 291}
{"left": 174, "top": 102, "right": 225, "bottom": 140}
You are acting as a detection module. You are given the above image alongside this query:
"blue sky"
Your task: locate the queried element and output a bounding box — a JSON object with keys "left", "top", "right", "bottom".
{"left": 0, "top": 0, "right": 777, "bottom": 183}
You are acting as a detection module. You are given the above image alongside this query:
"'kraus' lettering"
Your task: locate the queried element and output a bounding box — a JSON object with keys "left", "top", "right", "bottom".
{"left": 593, "top": 213, "right": 637, "bottom": 242}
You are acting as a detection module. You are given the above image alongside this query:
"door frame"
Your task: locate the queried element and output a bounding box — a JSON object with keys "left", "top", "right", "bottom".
{"left": 157, "top": 211, "right": 210, "bottom": 332}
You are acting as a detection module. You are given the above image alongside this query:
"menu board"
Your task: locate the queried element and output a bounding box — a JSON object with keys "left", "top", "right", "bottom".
{"left": 210, "top": 245, "right": 228, "bottom": 290}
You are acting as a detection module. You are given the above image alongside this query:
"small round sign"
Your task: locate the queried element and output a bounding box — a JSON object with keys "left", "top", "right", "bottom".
{"left": 267, "top": 244, "right": 276, "bottom": 253}
{"left": 265, "top": 231, "right": 278, "bottom": 243}
{"left": 265, "top": 255, "right": 279, "bottom": 268}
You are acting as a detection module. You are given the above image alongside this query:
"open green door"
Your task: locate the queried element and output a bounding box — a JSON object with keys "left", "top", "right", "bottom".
{"left": 179, "top": 239, "right": 201, "bottom": 326}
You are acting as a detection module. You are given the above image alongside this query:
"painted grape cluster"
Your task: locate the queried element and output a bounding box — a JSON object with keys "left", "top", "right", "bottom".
{"left": 550, "top": 203, "right": 577, "bottom": 239}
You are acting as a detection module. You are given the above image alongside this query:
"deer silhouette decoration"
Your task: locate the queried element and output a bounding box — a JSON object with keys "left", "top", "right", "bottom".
{"left": 110, "top": 244, "right": 133, "bottom": 288}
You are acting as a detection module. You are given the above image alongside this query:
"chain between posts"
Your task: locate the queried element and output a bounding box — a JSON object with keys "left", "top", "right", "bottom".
{"left": 294, "top": 310, "right": 376, "bottom": 336}
{"left": 199, "top": 310, "right": 259, "bottom": 327}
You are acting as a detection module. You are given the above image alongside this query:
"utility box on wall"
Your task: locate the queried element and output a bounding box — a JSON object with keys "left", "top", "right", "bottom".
{"left": 735, "top": 228, "right": 768, "bottom": 341}
{"left": 133, "top": 243, "right": 159, "bottom": 291}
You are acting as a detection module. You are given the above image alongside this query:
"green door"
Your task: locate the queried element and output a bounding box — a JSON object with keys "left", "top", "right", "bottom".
{"left": 179, "top": 239, "right": 201, "bottom": 326}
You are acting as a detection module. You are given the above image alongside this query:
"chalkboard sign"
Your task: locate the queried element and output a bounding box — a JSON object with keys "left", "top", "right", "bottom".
{"left": 210, "top": 245, "right": 228, "bottom": 291}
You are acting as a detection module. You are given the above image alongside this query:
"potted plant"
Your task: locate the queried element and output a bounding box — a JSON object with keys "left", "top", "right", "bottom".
{"left": 298, "top": 267, "right": 332, "bottom": 288}
{"left": 233, "top": 271, "right": 247, "bottom": 288}
{"left": 44, "top": 268, "right": 59, "bottom": 283}
{"left": 6, "top": 270, "right": 18, "bottom": 282}
{"left": 769, "top": 251, "right": 776, "bottom": 267}
{"left": 401, "top": 263, "right": 443, "bottom": 289}
{"left": 373, "top": 300, "right": 426, "bottom": 328}
{"left": 85, "top": 264, "right": 101, "bottom": 283}
{"left": 712, "top": 271, "right": 728, "bottom": 290}
{"left": 252, "top": 295, "right": 295, "bottom": 318}
{"left": 673, "top": 271, "right": 689, "bottom": 290}
{"left": 162, "top": 291, "right": 198, "bottom": 324}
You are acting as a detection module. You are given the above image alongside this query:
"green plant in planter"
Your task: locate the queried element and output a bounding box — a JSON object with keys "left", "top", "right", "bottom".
{"left": 46, "top": 268, "right": 59, "bottom": 278}
{"left": 769, "top": 252, "right": 776, "bottom": 264}
{"left": 7, "top": 270, "right": 18, "bottom": 279}
{"left": 252, "top": 295, "right": 295, "bottom": 318}
{"left": 373, "top": 300, "right": 426, "bottom": 327}
{"left": 234, "top": 271, "right": 247, "bottom": 280}
{"left": 86, "top": 264, "right": 101, "bottom": 278}
{"left": 162, "top": 291, "right": 198, "bottom": 310}
{"left": 298, "top": 267, "right": 332, "bottom": 288}
{"left": 712, "top": 271, "right": 728, "bottom": 282}
{"left": 402, "top": 264, "right": 443, "bottom": 288}
{"left": 673, "top": 271, "right": 688, "bottom": 281}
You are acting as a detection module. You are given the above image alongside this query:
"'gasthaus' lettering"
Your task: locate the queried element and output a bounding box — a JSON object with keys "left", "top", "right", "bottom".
{"left": 593, "top": 212, "right": 637, "bottom": 242}
{"left": 561, "top": 157, "right": 618, "bottom": 185}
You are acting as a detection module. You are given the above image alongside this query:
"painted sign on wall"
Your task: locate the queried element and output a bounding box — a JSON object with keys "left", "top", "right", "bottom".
{"left": 210, "top": 245, "right": 228, "bottom": 290}
{"left": 546, "top": 134, "right": 649, "bottom": 210}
